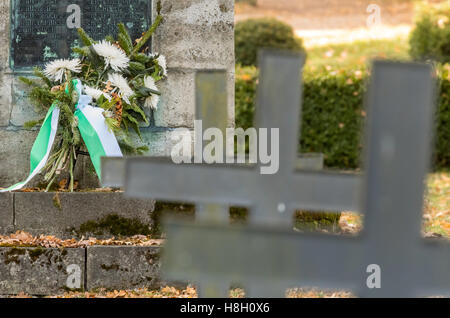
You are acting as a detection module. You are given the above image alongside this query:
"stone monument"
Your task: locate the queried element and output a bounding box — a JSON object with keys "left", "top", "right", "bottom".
{"left": 0, "top": 0, "right": 235, "bottom": 187}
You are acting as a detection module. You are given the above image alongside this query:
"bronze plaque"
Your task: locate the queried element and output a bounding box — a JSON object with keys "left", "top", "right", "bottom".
{"left": 11, "top": 0, "right": 152, "bottom": 70}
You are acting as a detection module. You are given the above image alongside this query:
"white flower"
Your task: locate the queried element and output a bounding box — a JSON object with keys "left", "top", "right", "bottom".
{"left": 106, "top": 73, "right": 134, "bottom": 104}
{"left": 93, "top": 40, "right": 130, "bottom": 71}
{"left": 83, "top": 85, "right": 111, "bottom": 101}
{"left": 103, "top": 110, "right": 115, "bottom": 118}
{"left": 44, "top": 58, "right": 82, "bottom": 83}
{"left": 149, "top": 53, "right": 167, "bottom": 76}
{"left": 143, "top": 76, "right": 160, "bottom": 110}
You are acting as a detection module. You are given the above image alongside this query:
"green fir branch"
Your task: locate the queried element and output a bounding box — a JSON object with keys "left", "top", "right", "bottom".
{"left": 132, "top": 15, "right": 163, "bottom": 55}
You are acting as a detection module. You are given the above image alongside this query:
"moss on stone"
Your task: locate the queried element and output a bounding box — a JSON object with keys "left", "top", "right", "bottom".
{"left": 29, "top": 247, "right": 46, "bottom": 263}
{"left": 52, "top": 193, "right": 62, "bottom": 211}
{"left": 101, "top": 263, "right": 120, "bottom": 271}
{"left": 4, "top": 248, "right": 26, "bottom": 265}
{"left": 60, "top": 248, "right": 68, "bottom": 256}
{"left": 151, "top": 202, "right": 196, "bottom": 237}
{"left": 143, "top": 249, "right": 160, "bottom": 264}
{"left": 78, "top": 214, "right": 151, "bottom": 237}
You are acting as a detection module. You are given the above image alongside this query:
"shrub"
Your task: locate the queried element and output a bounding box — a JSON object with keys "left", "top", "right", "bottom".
{"left": 435, "top": 65, "right": 450, "bottom": 168}
{"left": 235, "top": 66, "right": 258, "bottom": 130}
{"left": 300, "top": 70, "right": 366, "bottom": 169}
{"left": 235, "top": 18, "right": 305, "bottom": 66}
{"left": 409, "top": 2, "right": 450, "bottom": 63}
{"left": 235, "top": 65, "right": 450, "bottom": 170}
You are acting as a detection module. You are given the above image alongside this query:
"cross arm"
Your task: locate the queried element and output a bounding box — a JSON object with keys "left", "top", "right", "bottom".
{"left": 125, "top": 157, "right": 257, "bottom": 205}
{"left": 162, "top": 221, "right": 364, "bottom": 295}
{"left": 287, "top": 171, "right": 362, "bottom": 213}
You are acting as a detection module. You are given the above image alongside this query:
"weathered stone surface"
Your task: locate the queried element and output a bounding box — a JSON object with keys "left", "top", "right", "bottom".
{"left": 0, "top": 128, "right": 101, "bottom": 189}
{"left": 0, "top": 247, "right": 85, "bottom": 295}
{"left": 0, "top": 129, "right": 38, "bottom": 186}
{"left": 226, "top": 69, "right": 236, "bottom": 128}
{"left": 73, "top": 155, "right": 102, "bottom": 189}
{"left": 10, "top": 77, "right": 45, "bottom": 127}
{"left": 152, "top": 0, "right": 235, "bottom": 128}
{"left": 102, "top": 128, "right": 194, "bottom": 187}
{"left": 154, "top": 69, "right": 196, "bottom": 128}
{"left": 87, "top": 246, "right": 161, "bottom": 290}
{"left": 14, "top": 192, "right": 155, "bottom": 238}
{"left": 0, "top": 193, "right": 13, "bottom": 234}
{"left": 0, "top": 73, "right": 12, "bottom": 127}
{"left": 153, "top": 0, "right": 235, "bottom": 70}
{"left": 131, "top": 128, "right": 194, "bottom": 157}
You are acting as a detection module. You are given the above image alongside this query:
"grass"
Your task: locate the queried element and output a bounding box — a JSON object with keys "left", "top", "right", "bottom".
{"left": 424, "top": 172, "right": 450, "bottom": 236}
{"left": 304, "top": 36, "right": 411, "bottom": 73}
{"left": 340, "top": 173, "right": 450, "bottom": 236}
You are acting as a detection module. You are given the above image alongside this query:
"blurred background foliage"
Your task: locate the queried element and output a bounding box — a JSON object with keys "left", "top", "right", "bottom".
{"left": 235, "top": 18, "right": 305, "bottom": 66}
{"left": 154, "top": 0, "right": 450, "bottom": 237}
{"left": 235, "top": 0, "right": 450, "bottom": 171}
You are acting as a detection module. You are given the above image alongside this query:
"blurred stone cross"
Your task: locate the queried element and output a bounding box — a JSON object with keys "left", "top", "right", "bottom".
{"left": 118, "top": 50, "right": 368, "bottom": 296}
{"left": 122, "top": 51, "right": 361, "bottom": 227}
{"left": 152, "top": 58, "right": 445, "bottom": 297}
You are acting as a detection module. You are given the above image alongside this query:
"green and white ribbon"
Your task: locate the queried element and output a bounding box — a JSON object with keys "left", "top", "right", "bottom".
{"left": 1, "top": 104, "right": 60, "bottom": 192}
{"left": 1, "top": 79, "right": 122, "bottom": 192}
{"left": 72, "top": 79, "right": 122, "bottom": 178}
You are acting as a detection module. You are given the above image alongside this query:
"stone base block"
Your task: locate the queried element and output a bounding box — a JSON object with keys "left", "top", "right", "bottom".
{"left": 87, "top": 246, "right": 161, "bottom": 290}
{"left": 0, "top": 247, "right": 85, "bottom": 295}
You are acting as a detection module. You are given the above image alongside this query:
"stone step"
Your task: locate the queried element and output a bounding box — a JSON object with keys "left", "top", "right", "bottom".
{"left": 0, "top": 246, "right": 166, "bottom": 296}
{"left": 0, "top": 192, "right": 155, "bottom": 238}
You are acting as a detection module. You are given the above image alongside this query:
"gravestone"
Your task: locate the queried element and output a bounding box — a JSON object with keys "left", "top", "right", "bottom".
{"left": 0, "top": 0, "right": 235, "bottom": 188}
{"left": 124, "top": 51, "right": 445, "bottom": 297}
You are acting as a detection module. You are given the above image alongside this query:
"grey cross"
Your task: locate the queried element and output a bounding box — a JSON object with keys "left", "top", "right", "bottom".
{"left": 122, "top": 51, "right": 361, "bottom": 228}
{"left": 160, "top": 59, "right": 445, "bottom": 297}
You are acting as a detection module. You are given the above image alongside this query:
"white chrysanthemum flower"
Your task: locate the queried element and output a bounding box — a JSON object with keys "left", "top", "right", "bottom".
{"left": 103, "top": 110, "right": 115, "bottom": 118}
{"left": 106, "top": 73, "right": 134, "bottom": 104}
{"left": 143, "top": 76, "right": 160, "bottom": 110}
{"left": 149, "top": 53, "right": 167, "bottom": 77}
{"left": 93, "top": 40, "right": 130, "bottom": 71}
{"left": 157, "top": 55, "right": 167, "bottom": 76}
{"left": 44, "top": 58, "right": 81, "bottom": 83}
{"left": 83, "top": 85, "right": 112, "bottom": 101}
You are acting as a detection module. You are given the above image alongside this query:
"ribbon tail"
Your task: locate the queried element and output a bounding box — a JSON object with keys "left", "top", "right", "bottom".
{"left": 75, "top": 105, "right": 123, "bottom": 180}
{"left": 1, "top": 104, "right": 60, "bottom": 192}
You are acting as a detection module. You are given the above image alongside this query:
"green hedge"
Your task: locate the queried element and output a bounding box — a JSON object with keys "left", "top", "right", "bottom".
{"left": 235, "top": 18, "right": 305, "bottom": 66}
{"left": 436, "top": 66, "right": 450, "bottom": 168}
{"left": 409, "top": 1, "right": 450, "bottom": 64}
{"left": 236, "top": 65, "right": 450, "bottom": 170}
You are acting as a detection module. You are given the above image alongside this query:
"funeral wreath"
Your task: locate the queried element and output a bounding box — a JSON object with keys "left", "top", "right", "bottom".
{"left": 3, "top": 16, "right": 165, "bottom": 192}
